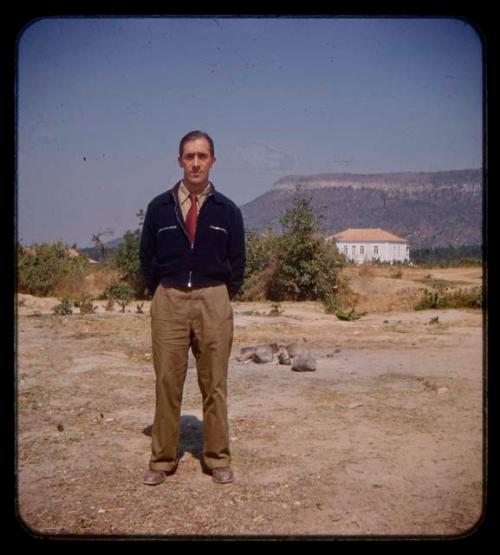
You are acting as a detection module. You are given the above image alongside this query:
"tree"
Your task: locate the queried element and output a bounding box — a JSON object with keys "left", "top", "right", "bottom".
{"left": 103, "top": 281, "right": 135, "bottom": 313}
{"left": 237, "top": 194, "right": 343, "bottom": 303}
{"left": 17, "top": 242, "right": 88, "bottom": 297}
{"left": 91, "top": 228, "right": 114, "bottom": 259}
{"left": 267, "top": 194, "right": 342, "bottom": 302}
{"left": 112, "top": 210, "right": 146, "bottom": 298}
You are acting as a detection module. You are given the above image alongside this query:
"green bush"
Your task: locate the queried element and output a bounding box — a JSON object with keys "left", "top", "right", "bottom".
{"left": 103, "top": 281, "right": 135, "bottom": 313}
{"left": 238, "top": 195, "right": 344, "bottom": 304}
{"left": 113, "top": 229, "right": 146, "bottom": 299}
{"left": 415, "top": 287, "right": 483, "bottom": 310}
{"left": 17, "top": 242, "right": 89, "bottom": 297}
{"left": 77, "top": 294, "right": 97, "bottom": 314}
{"left": 53, "top": 298, "right": 73, "bottom": 315}
{"left": 334, "top": 307, "right": 364, "bottom": 321}
{"left": 236, "top": 230, "right": 280, "bottom": 301}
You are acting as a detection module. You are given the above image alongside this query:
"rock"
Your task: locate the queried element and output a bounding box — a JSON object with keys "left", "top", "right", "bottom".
{"left": 236, "top": 350, "right": 255, "bottom": 362}
{"left": 57, "top": 422, "right": 64, "bottom": 432}
{"left": 240, "top": 345, "right": 257, "bottom": 355}
{"left": 437, "top": 387, "right": 448, "bottom": 395}
{"left": 241, "top": 342, "right": 279, "bottom": 355}
{"left": 253, "top": 347, "right": 274, "bottom": 364}
{"left": 278, "top": 347, "right": 291, "bottom": 365}
{"left": 286, "top": 339, "right": 309, "bottom": 358}
{"left": 291, "top": 355, "right": 316, "bottom": 372}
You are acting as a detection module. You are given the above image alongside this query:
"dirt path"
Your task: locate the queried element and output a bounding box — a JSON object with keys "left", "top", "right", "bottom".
{"left": 16, "top": 293, "right": 484, "bottom": 538}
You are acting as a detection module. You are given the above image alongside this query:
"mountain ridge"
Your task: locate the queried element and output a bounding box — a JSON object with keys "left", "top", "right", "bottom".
{"left": 241, "top": 168, "right": 483, "bottom": 249}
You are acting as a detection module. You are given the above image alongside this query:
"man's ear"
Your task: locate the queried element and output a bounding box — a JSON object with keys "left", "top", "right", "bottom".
{"left": 177, "top": 156, "right": 183, "bottom": 168}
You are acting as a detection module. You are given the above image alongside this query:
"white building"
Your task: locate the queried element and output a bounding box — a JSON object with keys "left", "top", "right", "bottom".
{"left": 327, "top": 228, "right": 410, "bottom": 264}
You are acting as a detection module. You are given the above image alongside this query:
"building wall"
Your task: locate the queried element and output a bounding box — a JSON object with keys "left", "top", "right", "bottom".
{"left": 336, "top": 240, "right": 410, "bottom": 264}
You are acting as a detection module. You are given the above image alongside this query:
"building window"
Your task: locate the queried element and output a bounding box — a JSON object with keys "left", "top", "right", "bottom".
{"left": 360, "top": 245, "right": 364, "bottom": 255}
{"left": 374, "top": 246, "right": 379, "bottom": 255}
{"left": 343, "top": 246, "right": 348, "bottom": 255}
{"left": 352, "top": 245, "right": 356, "bottom": 254}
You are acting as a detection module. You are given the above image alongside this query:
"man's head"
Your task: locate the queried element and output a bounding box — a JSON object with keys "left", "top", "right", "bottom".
{"left": 178, "top": 130, "right": 216, "bottom": 193}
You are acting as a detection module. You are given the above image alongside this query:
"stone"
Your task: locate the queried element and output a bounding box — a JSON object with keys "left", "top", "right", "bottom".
{"left": 253, "top": 347, "right": 274, "bottom": 364}
{"left": 277, "top": 347, "right": 291, "bottom": 365}
{"left": 286, "top": 339, "right": 309, "bottom": 359}
{"left": 291, "top": 356, "right": 316, "bottom": 372}
{"left": 236, "top": 350, "right": 255, "bottom": 362}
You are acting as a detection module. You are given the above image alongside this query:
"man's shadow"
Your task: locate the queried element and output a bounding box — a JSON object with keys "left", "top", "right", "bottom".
{"left": 142, "top": 414, "right": 211, "bottom": 475}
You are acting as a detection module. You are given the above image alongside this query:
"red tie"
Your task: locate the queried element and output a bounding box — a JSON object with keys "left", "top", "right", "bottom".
{"left": 186, "top": 193, "right": 197, "bottom": 245}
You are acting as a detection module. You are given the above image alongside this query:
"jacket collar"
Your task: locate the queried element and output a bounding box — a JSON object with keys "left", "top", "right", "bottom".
{"left": 161, "top": 180, "right": 224, "bottom": 204}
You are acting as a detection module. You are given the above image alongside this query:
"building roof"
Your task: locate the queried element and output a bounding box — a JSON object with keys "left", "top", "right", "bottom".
{"left": 328, "top": 228, "right": 408, "bottom": 243}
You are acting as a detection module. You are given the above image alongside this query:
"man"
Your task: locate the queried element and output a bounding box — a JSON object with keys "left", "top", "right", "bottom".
{"left": 140, "top": 130, "right": 245, "bottom": 486}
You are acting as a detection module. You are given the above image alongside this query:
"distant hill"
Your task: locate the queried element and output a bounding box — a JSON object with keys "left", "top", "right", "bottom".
{"left": 240, "top": 169, "right": 483, "bottom": 249}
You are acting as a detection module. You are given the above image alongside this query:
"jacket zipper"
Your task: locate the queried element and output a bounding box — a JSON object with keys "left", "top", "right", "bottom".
{"left": 172, "top": 188, "right": 212, "bottom": 288}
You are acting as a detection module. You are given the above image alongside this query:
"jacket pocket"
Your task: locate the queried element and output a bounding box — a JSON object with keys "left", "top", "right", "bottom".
{"left": 158, "top": 225, "right": 178, "bottom": 234}
{"left": 209, "top": 225, "right": 228, "bottom": 234}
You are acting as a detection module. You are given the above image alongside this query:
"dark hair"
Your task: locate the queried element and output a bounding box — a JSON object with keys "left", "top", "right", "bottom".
{"left": 179, "top": 130, "right": 215, "bottom": 158}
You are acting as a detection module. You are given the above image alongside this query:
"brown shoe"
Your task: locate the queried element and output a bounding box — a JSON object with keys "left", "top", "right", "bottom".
{"left": 212, "top": 467, "right": 234, "bottom": 484}
{"left": 143, "top": 468, "right": 167, "bottom": 486}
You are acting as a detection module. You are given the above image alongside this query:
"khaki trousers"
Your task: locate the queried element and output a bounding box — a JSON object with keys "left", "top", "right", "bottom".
{"left": 149, "top": 283, "right": 233, "bottom": 471}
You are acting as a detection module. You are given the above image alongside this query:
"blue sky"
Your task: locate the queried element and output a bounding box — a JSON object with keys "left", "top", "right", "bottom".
{"left": 17, "top": 17, "right": 483, "bottom": 247}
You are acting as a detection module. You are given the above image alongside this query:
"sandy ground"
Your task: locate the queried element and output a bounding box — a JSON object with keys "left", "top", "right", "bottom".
{"left": 16, "top": 266, "right": 485, "bottom": 538}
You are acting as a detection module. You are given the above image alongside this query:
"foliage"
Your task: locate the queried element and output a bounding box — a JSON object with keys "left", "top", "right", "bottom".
{"left": 17, "top": 242, "right": 89, "bottom": 297}
{"left": 103, "top": 281, "right": 135, "bottom": 313}
{"left": 53, "top": 298, "right": 73, "bottom": 315}
{"left": 236, "top": 230, "right": 280, "bottom": 301}
{"left": 112, "top": 210, "right": 147, "bottom": 299}
{"left": 414, "top": 287, "right": 483, "bottom": 310}
{"left": 334, "top": 306, "right": 364, "bottom": 321}
{"left": 76, "top": 294, "right": 97, "bottom": 314}
{"left": 239, "top": 195, "right": 344, "bottom": 304}
{"left": 411, "top": 245, "right": 482, "bottom": 267}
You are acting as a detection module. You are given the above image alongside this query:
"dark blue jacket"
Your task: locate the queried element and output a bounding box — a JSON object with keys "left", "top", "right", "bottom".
{"left": 140, "top": 181, "right": 246, "bottom": 298}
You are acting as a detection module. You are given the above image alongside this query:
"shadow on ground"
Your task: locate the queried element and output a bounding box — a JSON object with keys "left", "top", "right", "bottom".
{"left": 142, "top": 414, "right": 209, "bottom": 473}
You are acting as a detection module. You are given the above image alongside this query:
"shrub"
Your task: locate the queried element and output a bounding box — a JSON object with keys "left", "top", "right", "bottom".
{"left": 236, "top": 230, "right": 280, "bottom": 301}
{"left": 268, "top": 195, "right": 343, "bottom": 302}
{"left": 334, "top": 306, "right": 364, "bottom": 321}
{"left": 415, "top": 289, "right": 445, "bottom": 310}
{"left": 53, "top": 298, "right": 73, "bottom": 315}
{"left": 17, "top": 242, "right": 89, "bottom": 297}
{"left": 237, "top": 195, "right": 348, "bottom": 306}
{"left": 77, "top": 294, "right": 97, "bottom": 314}
{"left": 103, "top": 281, "right": 135, "bottom": 313}
{"left": 414, "top": 287, "right": 483, "bottom": 310}
{"left": 113, "top": 229, "right": 146, "bottom": 299}
{"left": 444, "top": 287, "right": 483, "bottom": 309}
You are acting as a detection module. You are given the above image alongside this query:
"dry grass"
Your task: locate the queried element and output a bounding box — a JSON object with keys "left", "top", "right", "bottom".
{"left": 52, "top": 266, "right": 122, "bottom": 299}
{"left": 338, "top": 265, "right": 482, "bottom": 313}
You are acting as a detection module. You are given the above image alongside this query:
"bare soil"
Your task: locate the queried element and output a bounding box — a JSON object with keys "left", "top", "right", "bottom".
{"left": 16, "top": 266, "right": 484, "bottom": 538}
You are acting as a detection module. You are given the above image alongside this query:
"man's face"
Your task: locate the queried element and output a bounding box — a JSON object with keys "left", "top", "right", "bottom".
{"left": 178, "top": 138, "right": 216, "bottom": 192}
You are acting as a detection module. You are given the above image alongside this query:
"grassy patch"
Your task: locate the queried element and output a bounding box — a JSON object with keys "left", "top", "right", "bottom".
{"left": 415, "top": 287, "right": 483, "bottom": 310}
